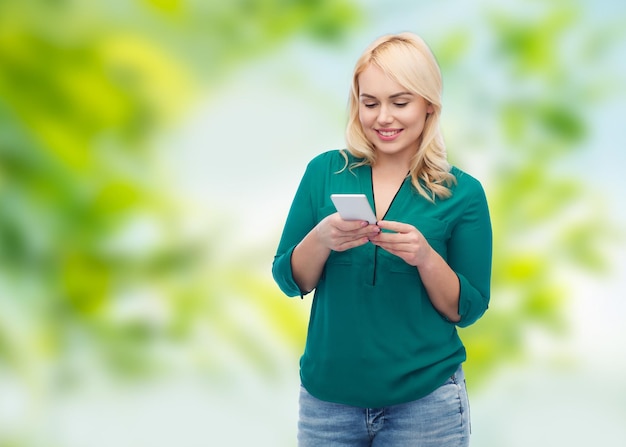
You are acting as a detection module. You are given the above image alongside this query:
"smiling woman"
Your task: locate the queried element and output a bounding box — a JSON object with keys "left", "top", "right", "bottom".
{"left": 347, "top": 33, "right": 455, "bottom": 203}
{"left": 272, "top": 32, "right": 492, "bottom": 447}
{"left": 357, "top": 68, "right": 433, "bottom": 164}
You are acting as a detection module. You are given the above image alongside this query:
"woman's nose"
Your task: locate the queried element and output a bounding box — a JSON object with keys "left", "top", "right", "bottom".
{"left": 377, "top": 105, "right": 393, "bottom": 125}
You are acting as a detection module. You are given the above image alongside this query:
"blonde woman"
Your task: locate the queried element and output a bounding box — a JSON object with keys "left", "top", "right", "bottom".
{"left": 273, "top": 32, "right": 492, "bottom": 447}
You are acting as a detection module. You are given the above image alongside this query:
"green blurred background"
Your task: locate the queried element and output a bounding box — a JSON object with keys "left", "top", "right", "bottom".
{"left": 1, "top": 0, "right": 625, "bottom": 445}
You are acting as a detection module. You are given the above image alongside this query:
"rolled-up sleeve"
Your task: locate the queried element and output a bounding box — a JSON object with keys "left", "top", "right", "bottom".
{"left": 448, "top": 181, "right": 492, "bottom": 327}
{"left": 272, "top": 245, "right": 302, "bottom": 297}
{"left": 272, "top": 159, "right": 319, "bottom": 298}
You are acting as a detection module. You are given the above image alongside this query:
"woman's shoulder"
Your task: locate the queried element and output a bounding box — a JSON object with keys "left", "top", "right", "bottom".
{"left": 306, "top": 149, "right": 357, "bottom": 172}
{"left": 449, "top": 166, "right": 487, "bottom": 198}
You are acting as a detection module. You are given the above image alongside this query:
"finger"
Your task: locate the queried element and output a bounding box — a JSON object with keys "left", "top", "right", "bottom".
{"left": 376, "top": 220, "right": 411, "bottom": 233}
{"left": 339, "top": 225, "right": 381, "bottom": 240}
{"left": 369, "top": 231, "right": 405, "bottom": 244}
{"left": 335, "top": 217, "right": 370, "bottom": 232}
{"left": 333, "top": 225, "right": 377, "bottom": 243}
{"left": 356, "top": 224, "right": 381, "bottom": 237}
{"left": 371, "top": 240, "right": 411, "bottom": 253}
{"left": 334, "top": 227, "right": 377, "bottom": 243}
{"left": 379, "top": 243, "right": 413, "bottom": 254}
{"left": 335, "top": 236, "right": 370, "bottom": 252}
{"left": 371, "top": 243, "right": 406, "bottom": 260}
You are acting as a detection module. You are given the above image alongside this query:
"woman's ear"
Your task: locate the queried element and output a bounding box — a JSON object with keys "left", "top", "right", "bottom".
{"left": 427, "top": 103, "right": 435, "bottom": 114}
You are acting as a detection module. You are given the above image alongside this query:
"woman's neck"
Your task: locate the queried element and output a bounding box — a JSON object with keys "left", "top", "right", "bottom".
{"left": 372, "top": 152, "right": 413, "bottom": 178}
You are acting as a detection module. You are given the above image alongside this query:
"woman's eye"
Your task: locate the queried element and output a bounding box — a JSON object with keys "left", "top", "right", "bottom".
{"left": 364, "top": 103, "right": 377, "bottom": 108}
{"left": 394, "top": 103, "right": 408, "bottom": 107}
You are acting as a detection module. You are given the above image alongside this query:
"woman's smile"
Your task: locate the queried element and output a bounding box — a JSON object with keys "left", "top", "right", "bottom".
{"left": 376, "top": 128, "right": 403, "bottom": 141}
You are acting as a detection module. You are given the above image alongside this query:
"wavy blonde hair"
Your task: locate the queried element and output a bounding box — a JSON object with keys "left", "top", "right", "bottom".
{"left": 344, "top": 32, "right": 455, "bottom": 201}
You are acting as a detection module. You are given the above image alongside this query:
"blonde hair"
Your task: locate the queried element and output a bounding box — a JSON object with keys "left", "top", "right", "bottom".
{"left": 345, "top": 32, "right": 455, "bottom": 201}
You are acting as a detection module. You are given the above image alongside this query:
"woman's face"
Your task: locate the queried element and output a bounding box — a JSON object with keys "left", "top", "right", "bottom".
{"left": 358, "top": 64, "right": 433, "bottom": 163}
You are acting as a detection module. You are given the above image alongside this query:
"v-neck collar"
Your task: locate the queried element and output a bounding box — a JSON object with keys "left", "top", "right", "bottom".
{"left": 361, "top": 164, "right": 409, "bottom": 222}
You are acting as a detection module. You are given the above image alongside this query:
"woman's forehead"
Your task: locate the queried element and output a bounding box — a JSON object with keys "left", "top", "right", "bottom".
{"left": 358, "top": 65, "right": 410, "bottom": 97}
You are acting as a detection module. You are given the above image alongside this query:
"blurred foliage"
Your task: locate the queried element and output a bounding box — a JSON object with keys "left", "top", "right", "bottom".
{"left": 0, "top": 2, "right": 358, "bottom": 440}
{"left": 453, "top": 1, "right": 618, "bottom": 385}
{"left": 0, "top": 0, "right": 195, "bottom": 384}
{"left": 0, "top": 1, "right": 358, "bottom": 445}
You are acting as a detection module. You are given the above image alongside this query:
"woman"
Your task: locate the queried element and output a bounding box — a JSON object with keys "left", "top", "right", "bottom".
{"left": 272, "top": 32, "right": 492, "bottom": 447}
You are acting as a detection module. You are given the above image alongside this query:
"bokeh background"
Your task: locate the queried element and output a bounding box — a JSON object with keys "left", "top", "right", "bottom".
{"left": 1, "top": 0, "right": 625, "bottom": 445}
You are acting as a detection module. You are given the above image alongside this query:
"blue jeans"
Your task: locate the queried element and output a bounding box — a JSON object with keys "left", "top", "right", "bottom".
{"left": 298, "top": 365, "right": 470, "bottom": 447}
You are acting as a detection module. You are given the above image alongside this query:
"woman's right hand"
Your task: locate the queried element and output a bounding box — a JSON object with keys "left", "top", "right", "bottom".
{"left": 315, "top": 213, "right": 380, "bottom": 252}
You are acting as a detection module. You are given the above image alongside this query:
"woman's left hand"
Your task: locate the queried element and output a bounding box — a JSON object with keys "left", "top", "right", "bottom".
{"left": 368, "top": 220, "right": 433, "bottom": 267}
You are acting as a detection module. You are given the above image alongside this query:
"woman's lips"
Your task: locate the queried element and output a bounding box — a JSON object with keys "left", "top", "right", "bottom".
{"left": 376, "top": 129, "right": 402, "bottom": 141}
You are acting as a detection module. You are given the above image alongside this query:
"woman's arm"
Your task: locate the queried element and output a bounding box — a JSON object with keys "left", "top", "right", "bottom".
{"left": 272, "top": 156, "right": 380, "bottom": 296}
{"left": 369, "top": 220, "right": 462, "bottom": 322}
{"left": 413, "top": 243, "right": 462, "bottom": 322}
{"left": 369, "top": 183, "right": 492, "bottom": 325}
{"left": 291, "top": 216, "right": 378, "bottom": 293}
{"left": 445, "top": 184, "right": 492, "bottom": 327}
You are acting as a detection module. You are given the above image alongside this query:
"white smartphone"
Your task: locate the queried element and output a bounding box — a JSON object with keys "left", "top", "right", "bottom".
{"left": 330, "top": 194, "right": 377, "bottom": 224}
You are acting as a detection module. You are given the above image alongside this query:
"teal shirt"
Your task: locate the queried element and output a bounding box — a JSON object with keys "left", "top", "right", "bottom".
{"left": 272, "top": 150, "right": 492, "bottom": 408}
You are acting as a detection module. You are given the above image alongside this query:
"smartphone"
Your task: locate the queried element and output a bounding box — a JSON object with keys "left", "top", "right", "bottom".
{"left": 330, "top": 194, "right": 377, "bottom": 224}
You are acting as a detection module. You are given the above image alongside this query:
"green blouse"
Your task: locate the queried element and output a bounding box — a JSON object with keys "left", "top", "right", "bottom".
{"left": 272, "top": 150, "right": 492, "bottom": 408}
